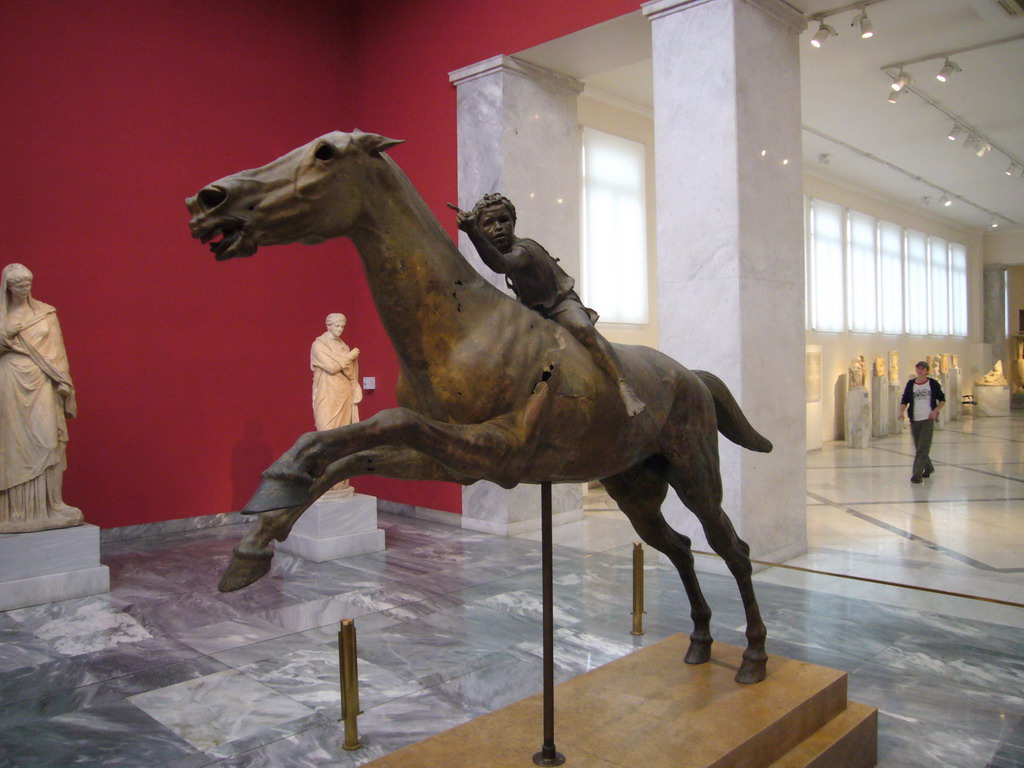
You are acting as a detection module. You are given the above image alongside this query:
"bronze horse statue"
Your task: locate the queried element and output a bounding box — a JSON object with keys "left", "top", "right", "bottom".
{"left": 186, "top": 131, "right": 773, "bottom": 684}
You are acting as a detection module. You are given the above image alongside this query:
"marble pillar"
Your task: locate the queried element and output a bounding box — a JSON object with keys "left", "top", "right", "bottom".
{"left": 871, "top": 376, "right": 889, "bottom": 437}
{"left": 450, "top": 55, "right": 585, "bottom": 534}
{"left": 983, "top": 267, "right": 1007, "bottom": 370}
{"left": 643, "top": 0, "right": 807, "bottom": 562}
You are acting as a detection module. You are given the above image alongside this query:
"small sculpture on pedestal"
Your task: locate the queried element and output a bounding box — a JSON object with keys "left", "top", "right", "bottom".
{"left": 848, "top": 355, "right": 866, "bottom": 389}
{"left": 0, "top": 264, "right": 82, "bottom": 534}
{"left": 311, "top": 313, "right": 362, "bottom": 497}
{"left": 846, "top": 355, "right": 870, "bottom": 448}
{"left": 976, "top": 361, "right": 1008, "bottom": 387}
{"left": 873, "top": 358, "right": 885, "bottom": 378}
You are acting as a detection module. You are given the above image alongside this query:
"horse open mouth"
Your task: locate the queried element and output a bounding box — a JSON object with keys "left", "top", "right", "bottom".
{"left": 194, "top": 221, "right": 254, "bottom": 261}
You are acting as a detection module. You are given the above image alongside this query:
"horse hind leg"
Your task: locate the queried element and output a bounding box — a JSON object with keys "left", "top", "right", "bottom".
{"left": 601, "top": 459, "right": 714, "bottom": 666}
{"left": 665, "top": 449, "right": 767, "bottom": 684}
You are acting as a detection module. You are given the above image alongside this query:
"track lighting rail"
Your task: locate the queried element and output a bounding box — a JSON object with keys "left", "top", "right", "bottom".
{"left": 802, "top": 125, "right": 1020, "bottom": 227}
{"left": 807, "top": 0, "right": 887, "bottom": 22}
{"left": 880, "top": 32, "right": 1024, "bottom": 71}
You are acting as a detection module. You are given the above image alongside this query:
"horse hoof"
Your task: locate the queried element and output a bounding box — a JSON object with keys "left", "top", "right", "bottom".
{"left": 734, "top": 656, "right": 767, "bottom": 685}
{"left": 218, "top": 547, "right": 274, "bottom": 592}
{"left": 684, "top": 639, "right": 712, "bottom": 665}
{"left": 241, "top": 473, "right": 313, "bottom": 514}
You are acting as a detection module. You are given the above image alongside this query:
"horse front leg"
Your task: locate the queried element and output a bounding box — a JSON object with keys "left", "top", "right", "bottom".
{"left": 245, "top": 381, "right": 551, "bottom": 514}
{"left": 219, "top": 447, "right": 479, "bottom": 592}
{"left": 221, "top": 384, "right": 550, "bottom": 592}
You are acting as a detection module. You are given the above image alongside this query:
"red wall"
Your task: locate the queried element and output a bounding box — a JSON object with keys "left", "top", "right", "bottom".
{"left": 1, "top": 0, "right": 637, "bottom": 528}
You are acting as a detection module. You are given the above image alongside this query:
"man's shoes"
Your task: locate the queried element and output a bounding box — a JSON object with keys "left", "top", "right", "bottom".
{"left": 923, "top": 470, "right": 932, "bottom": 478}
{"left": 911, "top": 476, "right": 923, "bottom": 484}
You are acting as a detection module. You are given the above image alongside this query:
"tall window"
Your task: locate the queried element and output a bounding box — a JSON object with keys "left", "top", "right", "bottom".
{"left": 928, "top": 236, "right": 949, "bottom": 335}
{"left": 905, "top": 229, "right": 928, "bottom": 335}
{"left": 581, "top": 128, "right": 648, "bottom": 324}
{"left": 847, "top": 211, "right": 877, "bottom": 332}
{"left": 809, "top": 199, "right": 844, "bottom": 332}
{"left": 804, "top": 200, "right": 967, "bottom": 337}
{"left": 950, "top": 243, "right": 967, "bottom": 336}
{"left": 878, "top": 220, "right": 903, "bottom": 334}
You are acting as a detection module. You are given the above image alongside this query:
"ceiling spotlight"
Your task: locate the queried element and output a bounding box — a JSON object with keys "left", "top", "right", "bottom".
{"left": 947, "top": 124, "right": 963, "bottom": 141}
{"left": 887, "top": 88, "right": 904, "bottom": 104}
{"left": 963, "top": 134, "right": 979, "bottom": 151}
{"left": 810, "top": 21, "right": 836, "bottom": 48}
{"left": 1006, "top": 163, "right": 1022, "bottom": 176}
{"left": 891, "top": 70, "right": 911, "bottom": 91}
{"left": 991, "top": 218, "right": 999, "bottom": 229}
{"left": 940, "top": 194, "right": 952, "bottom": 207}
{"left": 852, "top": 9, "right": 873, "bottom": 38}
{"left": 975, "top": 142, "right": 992, "bottom": 158}
{"left": 936, "top": 59, "right": 961, "bottom": 82}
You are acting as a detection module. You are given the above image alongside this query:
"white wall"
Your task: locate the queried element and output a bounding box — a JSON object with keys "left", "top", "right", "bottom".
{"left": 984, "top": 231, "right": 1024, "bottom": 266}
{"left": 803, "top": 173, "right": 986, "bottom": 442}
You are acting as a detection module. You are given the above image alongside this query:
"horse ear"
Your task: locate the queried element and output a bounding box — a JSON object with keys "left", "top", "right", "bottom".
{"left": 352, "top": 131, "right": 405, "bottom": 156}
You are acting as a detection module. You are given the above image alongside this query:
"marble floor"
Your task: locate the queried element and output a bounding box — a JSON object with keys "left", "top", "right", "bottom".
{"left": 0, "top": 414, "right": 1021, "bottom": 767}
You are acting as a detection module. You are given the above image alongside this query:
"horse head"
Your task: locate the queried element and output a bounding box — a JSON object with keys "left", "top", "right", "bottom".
{"left": 186, "top": 130, "right": 403, "bottom": 261}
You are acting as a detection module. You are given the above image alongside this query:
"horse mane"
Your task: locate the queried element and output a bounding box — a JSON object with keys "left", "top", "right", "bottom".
{"left": 378, "top": 152, "right": 492, "bottom": 289}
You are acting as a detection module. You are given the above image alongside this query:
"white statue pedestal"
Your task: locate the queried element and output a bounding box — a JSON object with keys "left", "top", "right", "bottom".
{"left": 974, "top": 385, "right": 1010, "bottom": 417}
{"left": 888, "top": 383, "right": 901, "bottom": 434}
{"left": 0, "top": 524, "right": 110, "bottom": 611}
{"left": 845, "top": 386, "right": 870, "bottom": 448}
{"left": 275, "top": 492, "right": 384, "bottom": 562}
{"left": 948, "top": 369, "right": 961, "bottom": 421}
{"left": 871, "top": 376, "right": 889, "bottom": 437}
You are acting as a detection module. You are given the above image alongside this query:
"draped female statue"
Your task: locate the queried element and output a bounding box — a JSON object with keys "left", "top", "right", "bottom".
{"left": 311, "top": 313, "right": 362, "bottom": 495}
{"left": 0, "top": 263, "right": 82, "bottom": 533}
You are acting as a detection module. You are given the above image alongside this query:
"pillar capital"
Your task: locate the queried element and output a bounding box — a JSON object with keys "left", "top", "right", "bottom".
{"left": 642, "top": 0, "right": 806, "bottom": 33}
{"left": 449, "top": 55, "right": 583, "bottom": 94}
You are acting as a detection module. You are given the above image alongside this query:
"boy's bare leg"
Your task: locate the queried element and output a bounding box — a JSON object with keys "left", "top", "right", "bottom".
{"left": 555, "top": 307, "right": 646, "bottom": 416}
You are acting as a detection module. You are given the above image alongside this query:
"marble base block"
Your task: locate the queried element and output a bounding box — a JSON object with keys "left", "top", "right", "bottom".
{"left": 871, "top": 376, "right": 889, "bottom": 437}
{"left": 0, "top": 523, "right": 110, "bottom": 610}
{"left": 975, "top": 385, "right": 1010, "bottom": 417}
{"left": 275, "top": 494, "right": 384, "bottom": 562}
{"left": 845, "top": 387, "right": 871, "bottom": 448}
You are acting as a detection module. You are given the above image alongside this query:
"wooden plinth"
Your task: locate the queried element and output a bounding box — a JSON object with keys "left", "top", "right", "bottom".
{"left": 365, "top": 635, "right": 876, "bottom": 768}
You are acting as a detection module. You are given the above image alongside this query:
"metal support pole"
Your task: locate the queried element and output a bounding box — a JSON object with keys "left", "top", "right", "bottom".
{"left": 631, "top": 542, "right": 645, "bottom": 636}
{"left": 533, "top": 481, "right": 565, "bottom": 767}
{"left": 339, "top": 618, "right": 362, "bottom": 751}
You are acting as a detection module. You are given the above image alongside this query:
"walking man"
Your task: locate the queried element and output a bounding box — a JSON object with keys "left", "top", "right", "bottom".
{"left": 898, "top": 361, "right": 945, "bottom": 483}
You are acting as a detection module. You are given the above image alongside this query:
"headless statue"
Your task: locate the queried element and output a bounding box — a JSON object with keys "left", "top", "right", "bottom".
{"left": 454, "top": 194, "right": 646, "bottom": 417}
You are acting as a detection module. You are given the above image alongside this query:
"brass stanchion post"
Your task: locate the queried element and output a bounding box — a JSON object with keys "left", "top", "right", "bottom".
{"left": 339, "top": 618, "right": 362, "bottom": 751}
{"left": 631, "top": 542, "right": 645, "bottom": 636}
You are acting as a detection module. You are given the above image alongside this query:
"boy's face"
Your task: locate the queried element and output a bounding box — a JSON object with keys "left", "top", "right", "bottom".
{"left": 477, "top": 205, "right": 515, "bottom": 252}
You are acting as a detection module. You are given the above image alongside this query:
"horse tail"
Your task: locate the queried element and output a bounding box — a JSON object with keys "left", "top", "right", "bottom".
{"left": 693, "top": 370, "right": 773, "bottom": 453}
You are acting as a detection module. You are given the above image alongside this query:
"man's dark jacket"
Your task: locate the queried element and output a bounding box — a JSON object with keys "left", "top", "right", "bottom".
{"left": 901, "top": 377, "right": 945, "bottom": 420}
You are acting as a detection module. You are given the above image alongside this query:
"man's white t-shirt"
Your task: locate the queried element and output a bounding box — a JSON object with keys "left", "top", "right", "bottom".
{"left": 912, "top": 381, "right": 932, "bottom": 421}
